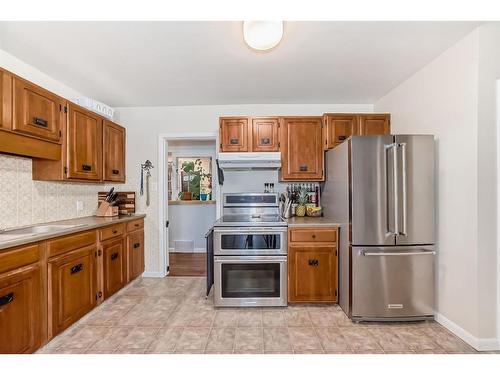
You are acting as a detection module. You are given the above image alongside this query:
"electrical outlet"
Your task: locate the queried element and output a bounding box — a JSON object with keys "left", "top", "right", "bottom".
{"left": 76, "top": 201, "right": 84, "bottom": 212}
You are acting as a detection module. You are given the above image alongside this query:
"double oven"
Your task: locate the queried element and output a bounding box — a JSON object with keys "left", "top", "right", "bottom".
{"left": 213, "top": 193, "right": 288, "bottom": 307}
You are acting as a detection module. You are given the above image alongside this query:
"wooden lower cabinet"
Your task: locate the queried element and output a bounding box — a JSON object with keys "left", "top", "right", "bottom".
{"left": 127, "top": 230, "right": 144, "bottom": 281}
{"left": 288, "top": 227, "right": 338, "bottom": 303}
{"left": 0, "top": 264, "right": 42, "bottom": 353}
{"left": 48, "top": 245, "right": 97, "bottom": 336}
{"left": 103, "top": 237, "right": 127, "bottom": 299}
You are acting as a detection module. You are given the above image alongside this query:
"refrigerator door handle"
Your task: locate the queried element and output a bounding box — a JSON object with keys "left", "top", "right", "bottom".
{"left": 384, "top": 143, "right": 398, "bottom": 236}
{"left": 399, "top": 142, "right": 408, "bottom": 236}
{"left": 361, "top": 250, "right": 436, "bottom": 256}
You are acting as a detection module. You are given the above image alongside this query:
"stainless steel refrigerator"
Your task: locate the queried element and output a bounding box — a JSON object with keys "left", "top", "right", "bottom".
{"left": 322, "top": 135, "right": 435, "bottom": 321}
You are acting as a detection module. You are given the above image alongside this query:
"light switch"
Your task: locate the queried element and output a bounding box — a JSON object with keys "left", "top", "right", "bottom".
{"left": 76, "top": 201, "right": 84, "bottom": 211}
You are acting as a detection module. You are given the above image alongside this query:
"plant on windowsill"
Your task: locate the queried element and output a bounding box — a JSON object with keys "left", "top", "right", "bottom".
{"left": 180, "top": 159, "right": 212, "bottom": 201}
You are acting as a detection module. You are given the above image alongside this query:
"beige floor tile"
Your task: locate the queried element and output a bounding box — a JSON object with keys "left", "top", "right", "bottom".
{"left": 324, "top": 349, "right": 355, "bottom": 354}
{"left": 395, "top": 328, "right": 442, "bottom": 351}
{"left": 421, "top": 327, "right": 476, "bottom": 353}
{"left": 413, "top": 349, "right": 447, "bottom": 354}
{"left": 293, "top": 349, "right": 325, "bottom": 354}
{"left": 206, "top": 328, "right": 236, "bottom": 351}
{"left": 118, "top": 327, "right": 159, "bottom": 349}
{"left": 308, "top": 310, "right": 338, "bottom": 327}
{"left": 264, "top": 350, "right": 294, "bottom": 354}
{"left": 168, "top": 310, "right": 194, "bottom": 327}
{"left": 353, "top": 349, "right": 385, "bottom": 354}
{"left": 145, "top": 327, "right": 184, "bottom": 353}
{"left": 58, "top": 326, "right": 110, "bottom": 350}
{"left": 204, "top": 349, "right": 234, "bottom": 354}
{"left": 89, "top": 327, "right": 131, "bottom": 350}
{"left": 234, "top": 328, "right": 263, "bottom": 351}
{"left": 262, "top": 310, "right": 286, "bottom": 327}
{"left": 330, "top": 310, "right": 357, "bottom": 327}
{"left": 263, "top": 327, "right": 292, "bottom": 351}
{"left": 288, "top": 327, "right": 322, "bottom": 350}
{"left": 367, "top": 328, "right": 412, "bottom": 351}
{"left": 176, "top": 327, "right": 211, "bottom": 351}
{"left": 233, "top": 349, "right": 264, "bottom": 354}
{"left": 85, "top": 348, "right": 116, "bottom": 354}
{"left": 187, "top": 310, "right": 216, "bottom": 327}
{"left": 340, "top": 328, "right": 382, "bottom": 351}
{"left": 284, "top": 310, "right": 312, "bottom": 327}
{"left": 237, "top": 310, "right": 263, "bottom": 327}
{"left": 213, "top": 309, "right": 239, "bottom": 327}
{"left": 174, "top": 349, "right": 205, "bottom": 354}
{"left": 114, "top": 348, "right": 146, "bottom": 354}
{"left": 316, "top": 327, "right": 351, "bottom": 351}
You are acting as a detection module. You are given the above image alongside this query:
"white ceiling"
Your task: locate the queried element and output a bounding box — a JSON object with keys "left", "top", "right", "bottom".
{"left": 0, "top": 21, "right": 478, "bottom": 107}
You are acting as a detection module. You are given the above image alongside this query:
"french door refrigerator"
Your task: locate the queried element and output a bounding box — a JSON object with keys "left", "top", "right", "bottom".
{"left": 322, "top": 135, "right": 435, "bottom": 321}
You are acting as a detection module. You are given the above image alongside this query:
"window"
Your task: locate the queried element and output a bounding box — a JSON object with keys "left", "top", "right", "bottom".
{"left": 175, "top": 157, "right": 212, "bottom": 201}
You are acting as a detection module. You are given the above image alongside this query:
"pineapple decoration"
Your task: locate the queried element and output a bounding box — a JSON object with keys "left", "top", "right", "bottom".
{"left": 295, "top": 186, "right": 308, "bottom": 217}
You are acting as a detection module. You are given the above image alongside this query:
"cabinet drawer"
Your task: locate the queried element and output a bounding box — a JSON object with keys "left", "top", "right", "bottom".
{"left": 289, "top": 228, "right": 337, "bottom": 243}
{"left": 0, "top": 243, "right": 41, "bottom": 274}
{"left": 47, "top": 230, "right": 97, "bottom": 258}
{"left": 100, "top": 224, "right": 125, "bottom": 241}
{"left": 126, "top": 219, "right": 144, "bottom": 233}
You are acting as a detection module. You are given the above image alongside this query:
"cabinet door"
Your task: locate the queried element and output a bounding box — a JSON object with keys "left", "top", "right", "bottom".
{"left": 323, "top": 114, "right": 358, "bottom": 149}
{"left": 12, "top": 76, "right": 64, "bottom": 143}
{"left": 251, "top": 117, "right": 280, "bottom": 152}
{"left": 358, "top": 114, "right": 391, "bottom": 135}
{"left": 220, "top": 117, "right": 249, "bottom": 152}
{"left": 103, "top": 120, "right": 126, "bottom": 182}
{"left": 0, "top": 69, "right": 12, "bottom": 130}
{"left": 0, "top": 265, "right": 42, "bottom": 354}
{"left": 49, "top": 245, "right": 97, "bottom": 336}
{"left": 66, "top": 103, "right": 103, "bottom": 180}
{"left": 288, "top": 244, "right": 337, "bottom": 303}
{"left": 103, "top": 238, "right": 127, "bottom": 299}
{"left": 127, "top": 230, "right": 144, "bottom": 281}
{"left": 280, "top": 117, "right": 324, "bottom": 181}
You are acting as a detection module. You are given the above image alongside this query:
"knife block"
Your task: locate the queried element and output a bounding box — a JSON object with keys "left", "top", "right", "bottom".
{"left": 96, "top": 201, "right": 119, "bottom": 217}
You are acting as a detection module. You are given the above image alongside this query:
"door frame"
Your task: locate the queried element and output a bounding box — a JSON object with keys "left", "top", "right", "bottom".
{"left": 157, "top": 132, "right": 219, "bottom": 277}
{"left": 496, "top": 79, "right": 500, "bottom": 346}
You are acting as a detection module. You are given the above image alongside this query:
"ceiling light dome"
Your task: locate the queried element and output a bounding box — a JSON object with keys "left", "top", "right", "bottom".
{"left": 243, "top": 21, "right": 283, "bottom": 51}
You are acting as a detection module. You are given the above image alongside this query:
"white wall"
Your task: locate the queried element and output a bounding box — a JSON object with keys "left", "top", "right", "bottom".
{"left": 115, "top": 104, "right": 373, "bottom": 275}
{"left": 376, "top": 25, "right": 500, "bottom": 349}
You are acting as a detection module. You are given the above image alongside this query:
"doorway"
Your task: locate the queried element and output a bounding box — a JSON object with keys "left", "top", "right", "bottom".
{"left": 158, "top": 133, "right": 218, "bottom": 277}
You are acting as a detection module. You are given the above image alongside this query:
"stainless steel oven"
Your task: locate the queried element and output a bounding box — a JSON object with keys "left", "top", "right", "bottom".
{"left": 214, "top": 255, "right": 287, "bottom": 307}
{"left": 213, "top": 227, "right": 287, "bottom": 256}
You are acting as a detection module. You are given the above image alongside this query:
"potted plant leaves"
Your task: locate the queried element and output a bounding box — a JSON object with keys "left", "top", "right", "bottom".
{"left": 180, "top": 159, "right": 212, "bottom": 201}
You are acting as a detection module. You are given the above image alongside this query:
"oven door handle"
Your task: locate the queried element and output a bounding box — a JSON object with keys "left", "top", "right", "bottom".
{"left": 214, "top": 228, "right": 287, "bottom": 234}
{"left": 214, "top": 256, "right": 287, "bottom": 263}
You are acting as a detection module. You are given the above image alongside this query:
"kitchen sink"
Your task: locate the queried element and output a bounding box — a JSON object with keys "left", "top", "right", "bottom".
{"left": 0, "top": 224, "right": 86, "bottom": 241}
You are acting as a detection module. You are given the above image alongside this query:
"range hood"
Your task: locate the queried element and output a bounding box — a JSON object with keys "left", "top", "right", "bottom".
{"left": 217, "top": 152, "right": 281, "bottom": 170}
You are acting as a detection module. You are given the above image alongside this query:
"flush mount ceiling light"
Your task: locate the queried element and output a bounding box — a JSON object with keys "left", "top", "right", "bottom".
{"left": 243, "top": 21, "right": 283, "bottom": 51}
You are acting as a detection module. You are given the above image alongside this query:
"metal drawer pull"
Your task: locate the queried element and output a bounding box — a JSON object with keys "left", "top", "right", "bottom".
{"left": 134, "top": 223, "right": 140, "bottom": 227}
{"left": 113, "top": 230, "right": 118, "bottom": 234}
{"left": 230, "top": 138, "right": 239, "bottom": 144}
{"left": 261, "top": 138, "right": 270, "bottom": 145}
{"left": 111, "top": 252, "right": 119, "bottom": 260}
{"left": 70, "top": 263, "right": 83, "bottom": 274}
{"left": 308, "top": 259, "right": 319, "bottom": 266}
{"left": 299, "top": 165, "right": 308, "bottom": 171}
{"left": 112, "top": 169, "right": 120, "bottom": 175}
{"left": 82, "top": 164, "right": 92, "bottom": 171}
{"left": 362, "top": 251, "right": 436, "bottom": 257}
{"left": 133, "top": 243, "right": 141, "bottom": 249}
{"left": 33, "top": 117, "right": 48, "bottom": 127}
{"left": 0, "top": 292, "right": 14, "bottom": 307}
{"left": 338, "top": 135, "right": 347, "bottom": 141}
{"left": 311, "top": 234, "right": 316, "bottom": 239}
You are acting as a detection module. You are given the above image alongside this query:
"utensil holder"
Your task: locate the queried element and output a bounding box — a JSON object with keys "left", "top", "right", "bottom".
{"left": 96, "top": 201, "right": 119, "bottom": 217}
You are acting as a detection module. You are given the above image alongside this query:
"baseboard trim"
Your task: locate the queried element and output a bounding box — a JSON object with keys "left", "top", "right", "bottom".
{"left": 435, "top": 313, "right": 499, "bottom": 351}
{"left": 141, "top": 271, "right": 165, "bottom": 278}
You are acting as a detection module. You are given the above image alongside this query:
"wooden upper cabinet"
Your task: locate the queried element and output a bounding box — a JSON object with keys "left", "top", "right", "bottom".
{"left": 251, "top": 117, "right": 280, "bottom": 152}
{"left": 323, "top": 114, "right": 358, "bottom": 150}
{"left": 0, "top": 68, "right": 12, "bottom": 130}
{"left": 280, "top": 117, "right": 324, "bottom": 181}
{"left": 0, "top": 264, "right": 42, "bottom": 353}
{"left": 358, "top": 114, "right": 391, "bottom": 135}
{"left": 103, "top": 120, "right": 126, "bottom": 182}
{"left": 48, "top": 245, "right": 97, "bottom": 336}
{"left": 12, "top": 76, "right": 64, "bottom": 143}
{"left": 220, "top": 117, "right": 249, "bottom": 152}
{"left": 66, "top": 103, "right": 103, "bottom": 181}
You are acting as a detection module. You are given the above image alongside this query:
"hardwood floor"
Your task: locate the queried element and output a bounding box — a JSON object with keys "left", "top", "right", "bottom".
{"left": 169, "top": 252, "right": 206, "bottom": 276}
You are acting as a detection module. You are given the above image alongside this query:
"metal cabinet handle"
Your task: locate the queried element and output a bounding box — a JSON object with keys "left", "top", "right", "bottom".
{"left": 70, "top": 263, "right": 83, "bottom": 274}
{"left": 113, "top": 230, "right": 118, "bottom": 234}
{"left": 338, "top": 135, "right": 347, "bottom": 141}
{"left": 112, "top": 169, "right": 120, "bottom": 175}
{"left": 230, "top": 138, "right": 239, "bottom": 145}
{"left": 260, "top": 138, "right": 270, "bottom": 145}
{"left": 399, "top": 142, "right": 408, "bottom": 236}
{"left": 33, "top": 117, "right": 48, "bottom": 128}
{"left": 133, "top": 243, "right": 141, "bottom": 249}
{"left": 82, "top": 164, "right": 92, "bottom": 171}
{"left": 111, "top": 252, "right": 119, "bottom": 260}
{"left": 0, "top": 292, "right": 14, "bottom": 307}
{"left": 308, "top": 259, "right": 319, "bottom": 266}
{"left": 134, "top": 223, "right": 140, "bottom": 227}
{"left": 299, "top": 165, "right": 308, "bottom": 172}
{"left": 311, "top": 234, "right": 316, "bottom": 239}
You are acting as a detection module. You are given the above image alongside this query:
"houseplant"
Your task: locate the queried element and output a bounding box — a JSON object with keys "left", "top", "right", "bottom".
{"left": 180, "top": 159, "right": 212, "bottom": 200}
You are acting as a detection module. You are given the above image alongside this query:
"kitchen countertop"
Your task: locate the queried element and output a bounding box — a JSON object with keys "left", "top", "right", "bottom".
{"left": 286, "top": 216, "right": 342, "bottom": 228}
{"left": 0, "top": 214, "right": 146, "bottom": 251}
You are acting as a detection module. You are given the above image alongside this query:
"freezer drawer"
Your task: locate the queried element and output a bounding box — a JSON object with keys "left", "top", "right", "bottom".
{"left": 351, "top": 246, "right": 435, "bottom": 320}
